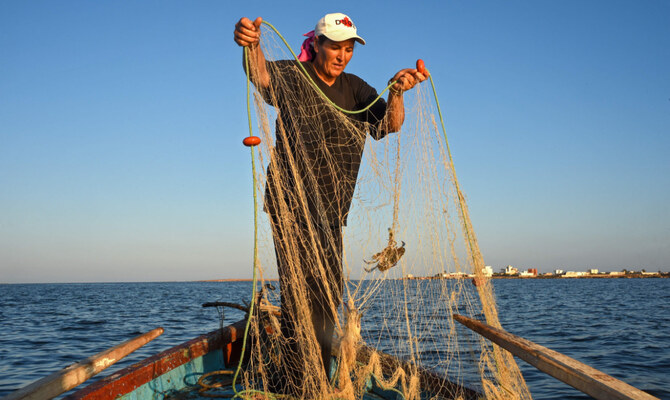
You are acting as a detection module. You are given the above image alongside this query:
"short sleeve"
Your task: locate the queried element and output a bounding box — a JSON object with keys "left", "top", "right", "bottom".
{"left": 258, "top": 60, "right": 296, "bottom": 106}
{"left": 352, "top": 76, "right": 388, "bottom": 140}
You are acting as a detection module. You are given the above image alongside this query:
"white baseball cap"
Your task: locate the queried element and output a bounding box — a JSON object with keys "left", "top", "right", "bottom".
{"left": 314, "top": 13, "right": 366, "bottom": 45}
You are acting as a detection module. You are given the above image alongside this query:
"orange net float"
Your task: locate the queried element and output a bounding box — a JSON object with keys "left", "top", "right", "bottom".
{"left": 242, "top": 136, "right": 261, "bottom": 147}
{"left": 416, "top": 59, "right": 427, "bottom": 75}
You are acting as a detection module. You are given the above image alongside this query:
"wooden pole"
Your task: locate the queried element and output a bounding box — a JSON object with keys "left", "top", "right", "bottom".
{"left": 2, "top": 327, "right": 164, "bottom": 400}
{"left": 453, "top": 314, "right": 659, "bottom": 400}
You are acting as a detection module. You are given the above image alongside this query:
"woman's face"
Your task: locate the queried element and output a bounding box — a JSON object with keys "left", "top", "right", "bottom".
{"left": 313, "top": 38, "right": 355, "bottom": 83}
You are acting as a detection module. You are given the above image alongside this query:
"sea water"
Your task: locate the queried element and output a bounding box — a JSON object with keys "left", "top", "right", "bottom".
{"left": 1, "top": 279, "right": 668, "bottom": 399}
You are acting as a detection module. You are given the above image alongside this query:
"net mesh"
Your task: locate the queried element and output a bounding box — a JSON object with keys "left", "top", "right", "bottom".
{"left": 238, "top": 25, "right": 532, "bottom": 400}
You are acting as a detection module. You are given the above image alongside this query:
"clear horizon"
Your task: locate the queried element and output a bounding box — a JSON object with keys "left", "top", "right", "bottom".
{"left": 2, "top": 1, "right": 669, "bottom": 283}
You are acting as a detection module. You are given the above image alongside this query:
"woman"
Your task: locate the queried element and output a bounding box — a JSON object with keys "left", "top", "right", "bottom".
{"left": 234, "top": 13, "right": 427, "bottom": 395}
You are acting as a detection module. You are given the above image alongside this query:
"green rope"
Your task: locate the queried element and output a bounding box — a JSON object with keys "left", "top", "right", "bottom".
{"left": 229, "top": 45, "right": 261, "bottom": 399}
{"left": 426, "top": 74, "right": 482, "bottom": 280}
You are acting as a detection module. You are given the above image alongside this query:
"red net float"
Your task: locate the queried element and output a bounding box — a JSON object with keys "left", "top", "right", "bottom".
{"left": 243, "top": 136, "right": 261, "bottom": 147}
{"left": 416, "top": 59, "right": 427, "bottom": 75}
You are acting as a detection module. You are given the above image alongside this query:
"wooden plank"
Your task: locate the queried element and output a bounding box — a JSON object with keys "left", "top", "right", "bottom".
{"left": 453, "top": 314, "right": 659, "bottom": 400}
{"left": 2, "top": 328, "right": 164, "bottom": 400}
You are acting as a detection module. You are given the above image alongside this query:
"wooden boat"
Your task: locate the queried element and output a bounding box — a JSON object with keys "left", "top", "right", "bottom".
{"left": 57, "top": 317, "right": 480, "bottom": 400}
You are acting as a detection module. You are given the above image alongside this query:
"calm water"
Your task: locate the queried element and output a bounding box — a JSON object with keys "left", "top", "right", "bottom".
{"left": 1, "top": 279, "right": 668, "bottom": 399}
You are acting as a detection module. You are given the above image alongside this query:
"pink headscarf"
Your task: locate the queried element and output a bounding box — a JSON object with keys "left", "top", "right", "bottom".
{"left": 297, "top": 30, "right": 315, "bottom": 62}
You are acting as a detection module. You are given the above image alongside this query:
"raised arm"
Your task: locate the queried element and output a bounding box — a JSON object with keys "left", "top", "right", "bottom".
{"left": 234, "top": 17, "right": 270, "bottom": 89}
{"left": 385, "top": 66, "right": 429, "bottom": 133}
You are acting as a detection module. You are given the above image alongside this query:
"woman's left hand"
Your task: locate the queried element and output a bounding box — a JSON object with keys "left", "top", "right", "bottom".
{"left": 389, "top": 68, "right": 429, "bottom": 94}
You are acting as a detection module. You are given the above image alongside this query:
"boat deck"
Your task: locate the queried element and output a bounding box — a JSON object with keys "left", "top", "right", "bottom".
{"left": 65, "top": 320, "right": 478, "bottom": 400}
{"left": 162, "top": 369, "right": 410, "bottom": 400}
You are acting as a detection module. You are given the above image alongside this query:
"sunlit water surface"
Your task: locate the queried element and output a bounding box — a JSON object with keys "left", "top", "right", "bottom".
{"left": 1, "top": 279, "right": 668, "bottom": 399}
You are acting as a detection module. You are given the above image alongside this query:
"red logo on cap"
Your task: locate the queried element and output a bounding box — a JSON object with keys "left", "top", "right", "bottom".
{"left": 336, "top": 17, "right": 353, "bottom": 27}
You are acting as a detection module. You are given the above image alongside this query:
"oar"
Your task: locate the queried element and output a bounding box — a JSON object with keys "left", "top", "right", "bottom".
{"left": 453, "top": 314, "right": 659, "bottom": 400}
{"left": 2, "top": 327, "right": 164, "bottom": 400}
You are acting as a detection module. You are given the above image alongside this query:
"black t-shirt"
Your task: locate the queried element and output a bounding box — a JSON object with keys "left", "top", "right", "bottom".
{"left": 261, "top": 60, "right": 388, "bottom": 226}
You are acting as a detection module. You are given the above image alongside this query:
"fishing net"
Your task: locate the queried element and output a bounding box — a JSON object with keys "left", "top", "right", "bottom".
{"left": 235, "top": 22, "right": 533, "bottom": 400}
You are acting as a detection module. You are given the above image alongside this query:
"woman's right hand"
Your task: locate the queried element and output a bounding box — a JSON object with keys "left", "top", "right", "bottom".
{"left": 234, "top": 17, "right": 263, "bottom": 47}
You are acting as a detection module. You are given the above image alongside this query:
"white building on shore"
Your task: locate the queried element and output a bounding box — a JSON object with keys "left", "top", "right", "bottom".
{"left": 562, "top": 271, "right": 588, "bottom": 277}
{"left": 503, "top": 265, "right": 518, "bottom": 275}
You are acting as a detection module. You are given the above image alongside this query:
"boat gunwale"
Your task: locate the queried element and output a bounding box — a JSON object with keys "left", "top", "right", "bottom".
{"left": 63, "top": 319, "right": 248, "bottom": 400}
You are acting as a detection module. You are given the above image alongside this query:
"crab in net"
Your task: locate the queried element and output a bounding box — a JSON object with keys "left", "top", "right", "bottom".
{"left": 364, "top": 228, "right": 405, "bottom": 273}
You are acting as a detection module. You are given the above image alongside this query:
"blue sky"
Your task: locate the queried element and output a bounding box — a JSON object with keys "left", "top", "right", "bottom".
{"left": 1, "top": 1, "right": 668, "bottom": 283}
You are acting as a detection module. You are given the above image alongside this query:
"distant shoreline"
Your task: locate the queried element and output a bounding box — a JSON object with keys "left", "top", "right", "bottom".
{"left": 200, "top": 274, "right": 669, "bottom": 282}
{"left": 407, "top": 273, "right": 669, "bottom": 280}
{"left": 200, "top": 279, "right": 278, "bottom": 282}
{"left": 2, "top": 275, "right": 666, "bottom": 285}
